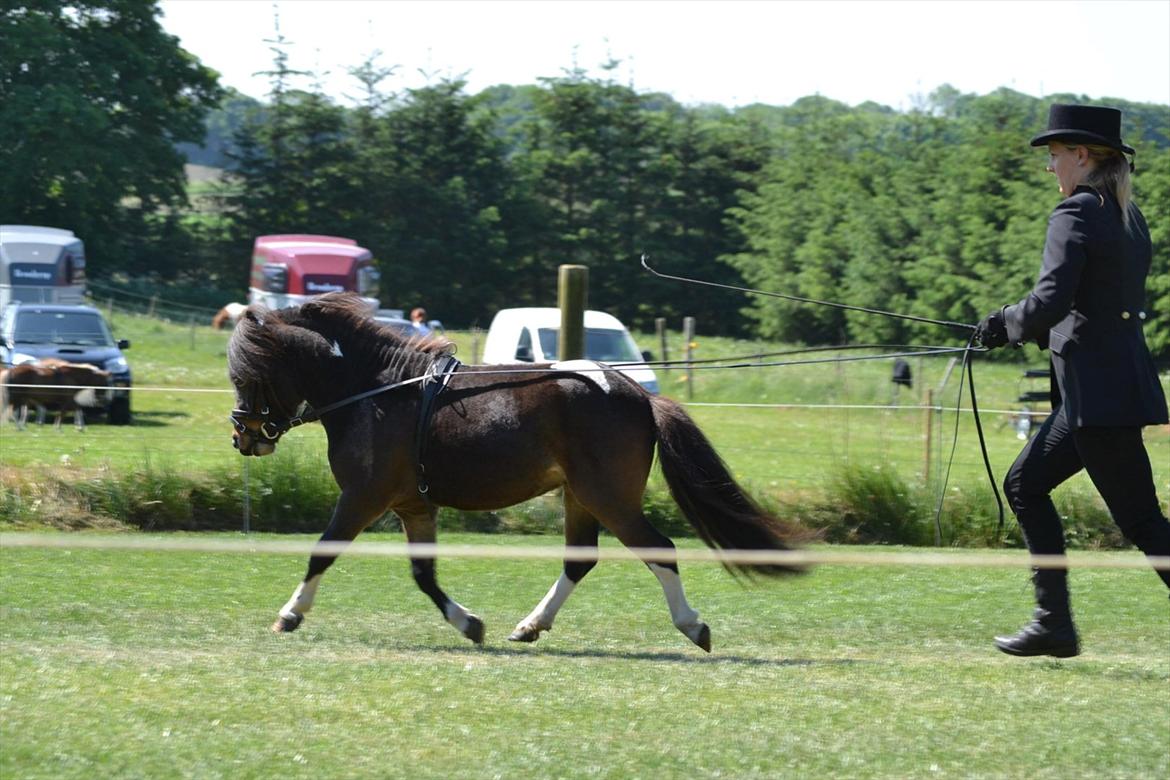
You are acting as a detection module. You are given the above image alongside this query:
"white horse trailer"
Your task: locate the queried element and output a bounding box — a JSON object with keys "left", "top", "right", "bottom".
{"left": 0, "top": 225, "right": 87, "bottom": 311}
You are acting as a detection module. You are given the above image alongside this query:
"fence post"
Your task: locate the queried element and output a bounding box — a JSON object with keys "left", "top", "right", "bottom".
{"left": 242, "top": 458, "right": 251, "bottom": 535}
{"left": 655, "top": 317, "right": 668, "bottom": 369}
{"left": 682, "top": 316, "right": 695, "bottom": 400}
{"left": 189, "top": 315, "right": 196, "bottom": 350}
{"left": 924, "top": 387, "right": 939, "bottom": 545}
{"left": 147, "top": 295, "right": 157, "bottom": 318}
{"left": 557, "top": 264, "right": 588, "bottom": 360}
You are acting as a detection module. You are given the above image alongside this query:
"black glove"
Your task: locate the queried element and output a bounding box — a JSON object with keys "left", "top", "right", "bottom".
{"left": 975, "top": 308, "right": 1009, "bottom": 349}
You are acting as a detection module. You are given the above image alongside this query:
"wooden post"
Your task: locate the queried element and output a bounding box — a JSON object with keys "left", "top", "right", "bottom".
{"left": 242, "top": 458, "right": 251, "bottom": 535}
{"left": 655, "top": 317, "right": 668, "bottom": 369}
{"left": 558, "top": 265, "right": 588, "bottom": 360}
{"left": 682, "top": 316, "right": 695, "bottom": 401}
{"left": 923, "top": 388, "right": 934, "bottom": 484}
{"left": 921, "top": 388, "right": 940, "bottom": 547}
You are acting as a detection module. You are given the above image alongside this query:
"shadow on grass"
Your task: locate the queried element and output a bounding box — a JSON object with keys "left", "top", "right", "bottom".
{"left": 386, "top": 642, "right": 867, "bottom": 668}
{"left": 107, "top": 410, "right": 192, "bottom": 428}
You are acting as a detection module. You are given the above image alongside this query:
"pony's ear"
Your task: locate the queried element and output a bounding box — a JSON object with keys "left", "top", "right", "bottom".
{"left": 244, "top": 308, "right": 266, "bottom": 327}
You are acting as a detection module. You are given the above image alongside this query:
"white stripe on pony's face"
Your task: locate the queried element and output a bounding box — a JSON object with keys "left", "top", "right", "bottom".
{"left": 551, "top": 360, "right": 611, "bottom": 393}
{"left": 331, "top": 340, "right": 344, "bottom": 357}
{"left": 279, "top": 574, "right": 322, "bottom": 620}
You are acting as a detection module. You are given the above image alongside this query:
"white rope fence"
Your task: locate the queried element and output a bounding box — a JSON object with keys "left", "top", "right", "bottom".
{"left": 0, "top": 380, "right": 1093, "bottom": 417}
{"left": 2, "top": 533, "right": 1166, "bottom": 571}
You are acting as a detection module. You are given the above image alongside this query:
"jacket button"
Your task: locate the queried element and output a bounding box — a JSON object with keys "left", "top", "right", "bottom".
{"left": 1121, "top": 311, "right": 1131, "bottom": 319}
{"left": 1138, "top": 311, "right": 1147, "bottom": 320}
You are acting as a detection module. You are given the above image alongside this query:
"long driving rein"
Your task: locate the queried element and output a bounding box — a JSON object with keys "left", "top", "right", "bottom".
{"left": 230, "top": 374, "right": 431, "bottom": 443}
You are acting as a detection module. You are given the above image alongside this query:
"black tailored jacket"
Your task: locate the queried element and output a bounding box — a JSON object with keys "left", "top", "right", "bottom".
{"left": 1003, "top": 185, "right": 1168, "bottom": 428}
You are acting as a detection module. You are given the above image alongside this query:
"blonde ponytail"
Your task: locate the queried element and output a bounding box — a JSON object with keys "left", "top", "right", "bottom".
{"left": 1081, "top": 144, "right": 1134, "bottom": 228}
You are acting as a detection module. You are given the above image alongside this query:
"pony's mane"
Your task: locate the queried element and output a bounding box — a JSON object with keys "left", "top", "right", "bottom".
{"left": 291, "top": 292, "right": 453, "bottom": 358}
{"left": 229, "top": 292, "right": 452, "bottom": 388}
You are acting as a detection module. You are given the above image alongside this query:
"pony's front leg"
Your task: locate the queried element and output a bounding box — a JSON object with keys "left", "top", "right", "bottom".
{"left": 273, "top": 491, "right": 383, "bottom": 633}
{"left": 399, "top": 508, "right": 484, "bottom": 645}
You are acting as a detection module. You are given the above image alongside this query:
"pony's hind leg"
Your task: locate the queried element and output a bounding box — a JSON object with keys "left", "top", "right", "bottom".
{"left": 648, "top": 558, "right": 710, "bottom": 652}
{"left": 399, "top": 507, "right": 485, "bottom": 645}
{"left": 509, "top": 491, "right": 600, "bottom": 643}
{"left": 603, "top": 510, "right": 711, "bottom": 652}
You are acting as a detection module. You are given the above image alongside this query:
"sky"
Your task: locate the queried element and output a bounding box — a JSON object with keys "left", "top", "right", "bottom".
{"left": 157, "top": 0, "right": 1170, "bottom": 110}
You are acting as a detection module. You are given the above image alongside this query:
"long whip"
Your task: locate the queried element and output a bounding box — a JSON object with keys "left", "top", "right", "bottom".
{"left": 640, "top": 254, "right": 976, "bottom": 332}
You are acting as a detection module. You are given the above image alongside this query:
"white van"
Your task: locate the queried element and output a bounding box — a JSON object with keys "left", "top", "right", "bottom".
{"left": 481, "top": 307, "right": 659, "bottom": 394}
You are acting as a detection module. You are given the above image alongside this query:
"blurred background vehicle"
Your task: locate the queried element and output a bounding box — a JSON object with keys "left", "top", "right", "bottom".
{"left": 481, "top": 307, "right": 658, "bottom": 394}
{"left": 0, "top": 302, "right": 132, "bottom": 424}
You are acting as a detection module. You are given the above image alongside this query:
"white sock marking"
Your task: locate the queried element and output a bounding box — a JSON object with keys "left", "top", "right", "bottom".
{"left": 649, "top": 563, "right": 702, "bottom": 633}
{"left": 444, "top": 600, "right": 474, "bottom": 633}
{"left": 516, "top": 572, "right": 577, "bottom": 633}
{"left": 279, "top": 574, "right": 321, "bottom": 620}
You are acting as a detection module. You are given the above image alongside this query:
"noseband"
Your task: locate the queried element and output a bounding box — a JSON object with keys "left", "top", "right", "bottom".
{"left": 230, "top": 405, "right": 299, "bottom": 441}
{"left": 229, "top": 367, "right": 440, "bottom": 444}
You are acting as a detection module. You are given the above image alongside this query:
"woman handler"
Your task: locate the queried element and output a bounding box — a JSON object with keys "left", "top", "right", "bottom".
{"left": 976, "top": 104, "right": 1170, "bottom": 658}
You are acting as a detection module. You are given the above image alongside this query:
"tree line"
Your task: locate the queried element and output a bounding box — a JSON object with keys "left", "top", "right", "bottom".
{"left": 4, "top": 2, "right": 1168, "bottom": 358}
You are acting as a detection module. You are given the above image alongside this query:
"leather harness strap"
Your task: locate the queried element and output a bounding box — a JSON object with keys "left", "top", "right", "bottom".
{"left": 414, "top": 354, "right": 462, "bottom": 496}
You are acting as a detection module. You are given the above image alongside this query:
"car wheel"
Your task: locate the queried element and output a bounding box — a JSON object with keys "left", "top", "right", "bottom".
{"left": 108, "top": 395, "right": 132, "bottom": 425}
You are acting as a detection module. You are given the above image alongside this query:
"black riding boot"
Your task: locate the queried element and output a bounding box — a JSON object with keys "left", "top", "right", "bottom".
{"left": 995, "top": 569, "right": 1080, "bottom": 658}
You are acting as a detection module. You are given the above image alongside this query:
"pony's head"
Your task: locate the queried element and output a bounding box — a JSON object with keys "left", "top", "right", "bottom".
{"left": 227, "top": 306, "right": 315, "bottom": 456}
{"left": 227, "top": 292, "right": 451, "bottom": 456}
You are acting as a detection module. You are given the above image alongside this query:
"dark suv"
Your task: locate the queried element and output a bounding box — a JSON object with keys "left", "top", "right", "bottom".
{"left": 0, "top": 303, "right": 132, "bottom": 424}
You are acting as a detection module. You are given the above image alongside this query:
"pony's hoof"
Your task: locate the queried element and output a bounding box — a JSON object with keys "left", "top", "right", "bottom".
{"left": 507, "top": 625, "right": 542, "bottom": 643}
{"left": 271, "top": 613, "right": 303, "bottom": 633}
{"left": 463, "top": 615, "right": 485, "bottom": 645}
{"left": 690, "top": 623, "right": 711, "bottom": 653}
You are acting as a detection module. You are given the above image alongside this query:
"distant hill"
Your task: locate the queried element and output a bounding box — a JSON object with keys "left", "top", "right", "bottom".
{"left": 176, "top": 88, "right": 265, "bottom": 168}
{"left": 183, "top": 164, "right": 223, "bottom": 184}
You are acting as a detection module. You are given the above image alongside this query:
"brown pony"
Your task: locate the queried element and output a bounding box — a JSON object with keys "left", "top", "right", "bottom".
{"left": 227, "top": 292, "right": 804, "bottom": 652}
{"left": 1, "top": 359, "right": 110, "bottom": 430}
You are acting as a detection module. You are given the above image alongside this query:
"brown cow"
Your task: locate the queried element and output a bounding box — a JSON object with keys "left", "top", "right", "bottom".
{"left": 0, "top": 360, "right": 111, "bottom": 431}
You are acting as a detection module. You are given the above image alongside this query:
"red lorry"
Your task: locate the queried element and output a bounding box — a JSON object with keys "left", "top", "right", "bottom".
{"left": 247, "top": 234, "right": 380, "bottom": 311}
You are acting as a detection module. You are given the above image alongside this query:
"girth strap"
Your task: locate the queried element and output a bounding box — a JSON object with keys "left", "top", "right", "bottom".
{"left": 414, "top": 354, "right": 462, "bottom": 496}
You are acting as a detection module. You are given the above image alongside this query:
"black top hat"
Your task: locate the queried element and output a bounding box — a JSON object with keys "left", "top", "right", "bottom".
{"left": 1030, "top": 104, "right": 1134, "bottom": 155}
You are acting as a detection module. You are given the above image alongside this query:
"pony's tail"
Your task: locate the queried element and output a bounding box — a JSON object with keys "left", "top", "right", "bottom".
{"left": 650, "top": 394, "right": 810, "bottom": 577}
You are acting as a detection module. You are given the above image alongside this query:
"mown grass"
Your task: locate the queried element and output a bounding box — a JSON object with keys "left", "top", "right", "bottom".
{"left": 1, "top": 533, "right": 1168, "bottom": 779}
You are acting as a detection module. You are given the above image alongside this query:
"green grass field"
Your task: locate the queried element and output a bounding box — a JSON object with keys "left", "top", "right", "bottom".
{"left": 2, "top": 533, "right": 1168, "bottom": 779}
{"left": 3, "top": 314, "right": 1168, "bottom": 777}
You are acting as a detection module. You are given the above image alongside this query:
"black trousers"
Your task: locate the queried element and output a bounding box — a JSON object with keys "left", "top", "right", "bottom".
{"left": 1003, "top": 405, "right": 1170, "bottom": 597}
